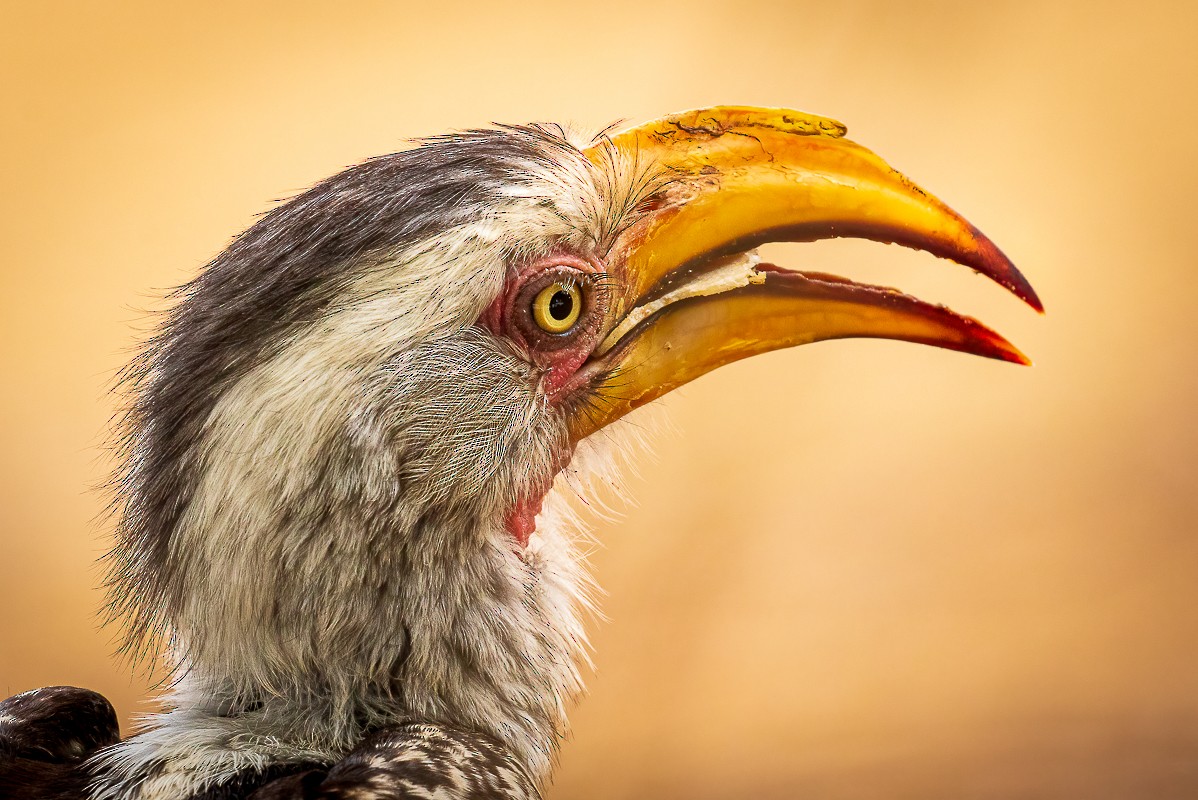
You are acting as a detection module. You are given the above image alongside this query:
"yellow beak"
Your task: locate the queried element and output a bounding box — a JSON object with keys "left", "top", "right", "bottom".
{"left": 568, "top": 106, "right": 1040, "bottom": 442}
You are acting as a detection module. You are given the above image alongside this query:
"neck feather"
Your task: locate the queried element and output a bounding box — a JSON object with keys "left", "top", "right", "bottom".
{"left": 90, "top": 487, "right": 594, "bottom": 800}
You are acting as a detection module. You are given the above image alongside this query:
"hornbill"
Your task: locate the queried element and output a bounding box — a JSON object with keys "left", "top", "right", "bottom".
{"left": 0, "top": 106, "right": 1039, "bottom": 799}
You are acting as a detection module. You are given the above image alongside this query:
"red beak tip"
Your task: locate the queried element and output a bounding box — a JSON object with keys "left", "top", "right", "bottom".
{"left": 1020, "top": 286, "right": 1046, "bottom": 315}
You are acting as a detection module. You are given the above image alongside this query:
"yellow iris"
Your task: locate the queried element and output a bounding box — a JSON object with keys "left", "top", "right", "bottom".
{"left": 532, "top": 282, "right": 582, "bottom": 333}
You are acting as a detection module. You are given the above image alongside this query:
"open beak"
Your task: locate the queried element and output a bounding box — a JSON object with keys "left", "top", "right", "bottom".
{"left": 568, "top": 106, "right": 1041, "bottom": 441}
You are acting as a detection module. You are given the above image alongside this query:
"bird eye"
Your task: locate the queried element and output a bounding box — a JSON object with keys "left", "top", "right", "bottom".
{"left": 532, "top": 282, "right": 582, "bottom": 334}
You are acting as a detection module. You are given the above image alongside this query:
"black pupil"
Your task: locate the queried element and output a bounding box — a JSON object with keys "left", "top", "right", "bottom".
{"left": 548, "top": 289, "right": 574, "bottom": 321}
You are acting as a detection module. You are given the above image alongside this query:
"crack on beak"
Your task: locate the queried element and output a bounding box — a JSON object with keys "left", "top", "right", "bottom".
{"left": 596, "top": 251, "right": 766, "bottom": 356}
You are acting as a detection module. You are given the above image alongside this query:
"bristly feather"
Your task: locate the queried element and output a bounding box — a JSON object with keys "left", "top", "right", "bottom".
{"left": 89, "top": 122, "right": 666, "bottom": 800}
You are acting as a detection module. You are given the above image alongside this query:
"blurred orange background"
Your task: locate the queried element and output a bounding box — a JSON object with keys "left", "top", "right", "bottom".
{"left": 2, "top": 1, "right": 1195, "bottom": 797}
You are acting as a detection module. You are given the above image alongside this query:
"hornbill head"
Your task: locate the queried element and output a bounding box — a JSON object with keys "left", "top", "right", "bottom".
{"left": 95, "top": 106, "right": 1038, "bottom": 798}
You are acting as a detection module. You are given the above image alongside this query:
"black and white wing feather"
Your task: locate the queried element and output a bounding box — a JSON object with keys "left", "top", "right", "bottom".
{"left": 0, "top": 686, "right": 120, "bottom": 800}
{"left": 1, "top": 688, "right": 538, "bottom": 800}
{"left": 246, "top": 725, "right": 540, "bottom": 800}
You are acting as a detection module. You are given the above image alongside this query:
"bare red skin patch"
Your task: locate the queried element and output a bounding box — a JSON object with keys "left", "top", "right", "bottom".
{"left": 504, "top": 493, "right": 544, "bottom": 549}
{"left": 503, "top": 454, "right": 575, "bottom": 549}
{"left": 483, "top": 251, "right": 606, "bottom": 549}
{"left": 480, "top": 251, "right": 608, "bottom": 396}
